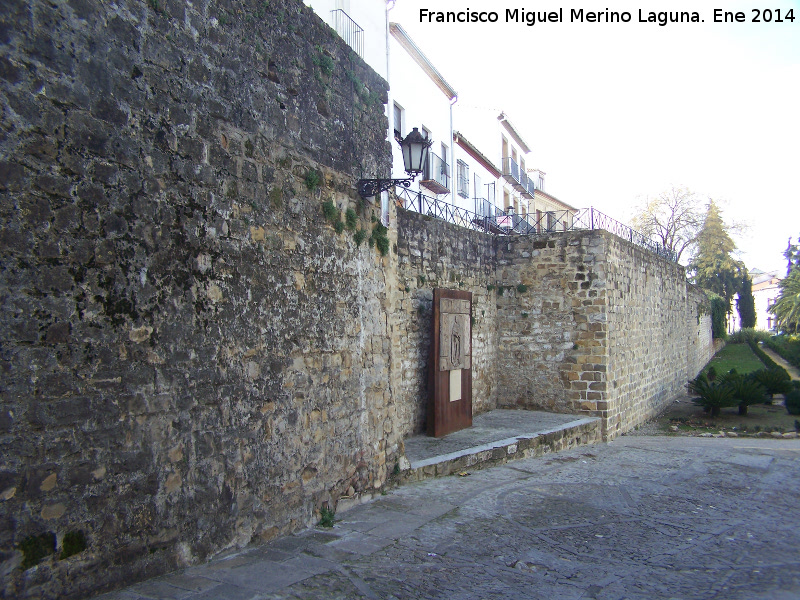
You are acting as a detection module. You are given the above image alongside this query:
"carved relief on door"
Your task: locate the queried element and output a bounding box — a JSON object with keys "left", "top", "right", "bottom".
{"left": 428, "top": 289, "right": 472, "bottom": 437}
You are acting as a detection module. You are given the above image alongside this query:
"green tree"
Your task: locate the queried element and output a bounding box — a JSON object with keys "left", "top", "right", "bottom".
{"left": 736, "top": 274, "right": 756, "bottom": 329}
{"left": 690, "top": 200, "right": 744, "bottom": 317}
{"left": 784, "top": 236, "right": 800, "bottom": 277}
{"left": 770, "top": 267, "right": 800, "bottom": 333}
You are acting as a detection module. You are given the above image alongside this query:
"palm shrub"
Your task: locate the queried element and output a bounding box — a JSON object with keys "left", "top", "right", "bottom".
{"left": 687, "top": 373, "right": 736, "bottom": 417}
{"left": 786, "top": 387, "right": 800, "bottom": 415}
{"left": 770, "top": 267, "right": 800, "bottom": 333}
{"left": 721, "top": 371, "right": 767, "bottom": 416}
{"left": 751, "top": 368, "right": 792, "bottom": 403}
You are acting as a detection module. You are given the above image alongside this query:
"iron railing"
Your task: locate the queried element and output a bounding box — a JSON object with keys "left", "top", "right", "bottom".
{"left": 501, "top": 157, "right": 520, "bottom": 185}
{"left": 421, "top": 152, "right": 450, "bottom": 193}
{"left": 330, "top": 9, "right": 364, "bottom": 59}
{"left": 395, "top": 188, "right": 677, "bottom": 262}
{"left": 572, "top": 208, "right": 676, "bottom": 260}
{"left": 526, "top": 176, "right": 536, "bottom": 197}
{"left": 520, "top": 171, "right": 534, "bottom": 198}
{"left": 474, "top": 197, "right": 504, "bottom": 219}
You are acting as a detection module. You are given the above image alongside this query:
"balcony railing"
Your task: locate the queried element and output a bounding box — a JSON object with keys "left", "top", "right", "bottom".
{"left": 394, "top": 188, "right": 678, "bottom": 262}
{"left": 519, "top": 171, "right": 534, "bottom": 198}
{"left": 420, "top": 152, "right": 450, "bottom": 195}
{"left": 526, "top": 177, "right": 536, "bottom": 197}
{"left": 474, "top": 197, "right": 505, "bottom": 219}
{"left": 501, "top": 157, "right": 520, "bottom": 185}
{"left": 330, "top": 9, "right": 364, "bottom": 59}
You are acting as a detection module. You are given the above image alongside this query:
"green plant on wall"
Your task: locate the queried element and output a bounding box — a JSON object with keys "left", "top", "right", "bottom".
{"left": 370, "top": 221, "right": 390, "bottom": 256}
{"left": 269, "top": 186, "right": 283, "bottom": 209}
{"left": 60, "top": 530, "right": 87, "bottom": 560}
{"left": 313, "top": 48, "right": 335, "bottom": 76}
{"left": 318, "top": 506, "right": 335, "bottom": 527}
{"left": 345, "top": 208, "right": 357, "bottom": 231}
{"left": 305, "top": 169, "right": 321, "bottom": 191}
{"left": 354, "top": 228, "right": 367, "bottom": 247}
{"left": 19, "top": 532, "right": 56, "bottom": 570}
{"left": 322, "top": 200, "right": 340, "bottom": 223}
{"left": 517, "top": 283, "right": 528, "bottom": 293}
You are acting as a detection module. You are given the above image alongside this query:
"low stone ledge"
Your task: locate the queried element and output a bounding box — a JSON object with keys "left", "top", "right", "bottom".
{"left": 398, "top": 418, "right": 601, "bottom": 483}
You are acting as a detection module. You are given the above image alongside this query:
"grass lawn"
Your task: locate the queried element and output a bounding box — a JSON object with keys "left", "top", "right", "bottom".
{"left": 704, "top": 343, "right": 765, "bottom": 376}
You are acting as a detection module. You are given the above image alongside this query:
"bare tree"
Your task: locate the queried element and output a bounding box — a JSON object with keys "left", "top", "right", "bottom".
{"left": 631, "top": 186, "right": 705, "bottom": 263}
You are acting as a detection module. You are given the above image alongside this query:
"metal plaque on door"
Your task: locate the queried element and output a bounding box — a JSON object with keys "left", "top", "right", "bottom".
{"left": 428, "top": 289, "right": 472, "bottom": 437}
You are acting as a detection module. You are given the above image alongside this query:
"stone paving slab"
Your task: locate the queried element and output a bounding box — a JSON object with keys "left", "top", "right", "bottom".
{"left": 96, "top": 436, "right": 800, "bottom": 600}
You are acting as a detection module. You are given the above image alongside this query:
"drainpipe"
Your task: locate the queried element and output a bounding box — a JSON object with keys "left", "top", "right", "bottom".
{"left": 449, "top": 94, "right": 457, "bottom": 201}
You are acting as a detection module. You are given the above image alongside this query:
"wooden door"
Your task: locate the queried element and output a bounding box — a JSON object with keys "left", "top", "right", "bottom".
{"left": 428, "top": 289, "right": 472, "bottom": 437}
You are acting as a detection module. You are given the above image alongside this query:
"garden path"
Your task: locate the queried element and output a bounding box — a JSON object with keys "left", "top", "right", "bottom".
{"left": 761, "top": 345, "right": 800, "bottom": 380}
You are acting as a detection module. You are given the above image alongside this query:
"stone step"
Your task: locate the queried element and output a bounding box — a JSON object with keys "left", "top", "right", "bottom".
{"left": 398, "top": 409, "right": 602, "bottom": 482}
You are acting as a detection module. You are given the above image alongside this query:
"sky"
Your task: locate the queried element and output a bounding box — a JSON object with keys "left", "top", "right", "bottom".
{"left": 387, "top": 0, "right": 800, "bottom": 273}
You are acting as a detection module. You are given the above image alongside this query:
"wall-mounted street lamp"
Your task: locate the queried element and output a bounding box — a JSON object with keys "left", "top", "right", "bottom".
{"left": 357, "top": 127, "right": 432, "bottom": 199}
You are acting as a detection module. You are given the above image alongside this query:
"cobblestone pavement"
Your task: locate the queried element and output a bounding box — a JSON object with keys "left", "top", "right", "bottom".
{"left": 99, "top": 436, "right": 800, "bottom": 600}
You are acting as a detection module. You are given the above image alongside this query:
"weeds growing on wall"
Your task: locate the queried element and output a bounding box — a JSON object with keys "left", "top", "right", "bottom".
{"left": 60, "top": 531, "right": 87, "bottom": 560}
{"left": 354, "top": 228, "right": 366, "bottom": 247}
{"left": 19, "top": 533, "right": 56, "bottom": 570}
{"left": 370, "top": 222, "right": 389, "bottom": 256}
{"left": 318, "top": 507, "right": 335, "bottom": 528}
{"left": 305, "top": 169, "right": 321, "bottom": 191}
{"left": 345, "top": 208, "right": 357, "bottom": 231}
{"left": 313, "top": 48, "right": 334, "bottom": 76}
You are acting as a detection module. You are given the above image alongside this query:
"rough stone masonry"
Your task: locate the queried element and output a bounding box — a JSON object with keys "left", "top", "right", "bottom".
{"left": 0, "top": 0, "right": 712, "bottom": 598}
{"left": 0, "top": 0, "right": 400, "bottom": 597}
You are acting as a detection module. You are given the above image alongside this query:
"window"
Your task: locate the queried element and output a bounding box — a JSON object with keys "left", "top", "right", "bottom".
{"left": 393, "top": 103, "right": 403, "bottom": 141}
{"left": 456, "top": 160, "right": 469, "bottom": 198}
{"left": 546, "top": 211, "right": 556, "bottom": 231}
{"left": 504, "top": 190, "right": 511, "bottom": 212}
{"left": 473, "top": 174, "right": 481, "bottom": 200}
{"left": 538, "top": 174, "right": 545, "bottom": 190}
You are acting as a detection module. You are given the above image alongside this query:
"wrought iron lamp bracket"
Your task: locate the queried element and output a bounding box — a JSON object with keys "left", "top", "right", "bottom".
{"left": 357, "top": 177, "right": 413, "bottom": 199}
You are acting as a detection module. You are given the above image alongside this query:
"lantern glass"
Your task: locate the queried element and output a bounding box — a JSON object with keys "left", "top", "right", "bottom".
{"left": 400, "top": 127, "right": 431, "bottom": 176}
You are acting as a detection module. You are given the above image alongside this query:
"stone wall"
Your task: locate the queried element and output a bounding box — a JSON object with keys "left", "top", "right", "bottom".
{"left": 0, "top": 0, "right": 715, "bottom": 597}
{"left": 495, "top": 231, "right": 713, "bottom": 439}
{"left": 0, "top": 0, "right": 395, "bottom": 597}
{"left": 393, "top": 209, "right": 498, "bottom": 437}
{"left": 603, "top": 233, "right": 712, "bottom": 436}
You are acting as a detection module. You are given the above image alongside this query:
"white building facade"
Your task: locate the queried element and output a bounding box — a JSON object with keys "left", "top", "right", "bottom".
{"left": 388, "top": 23, "right": 456, "bottom": 208}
